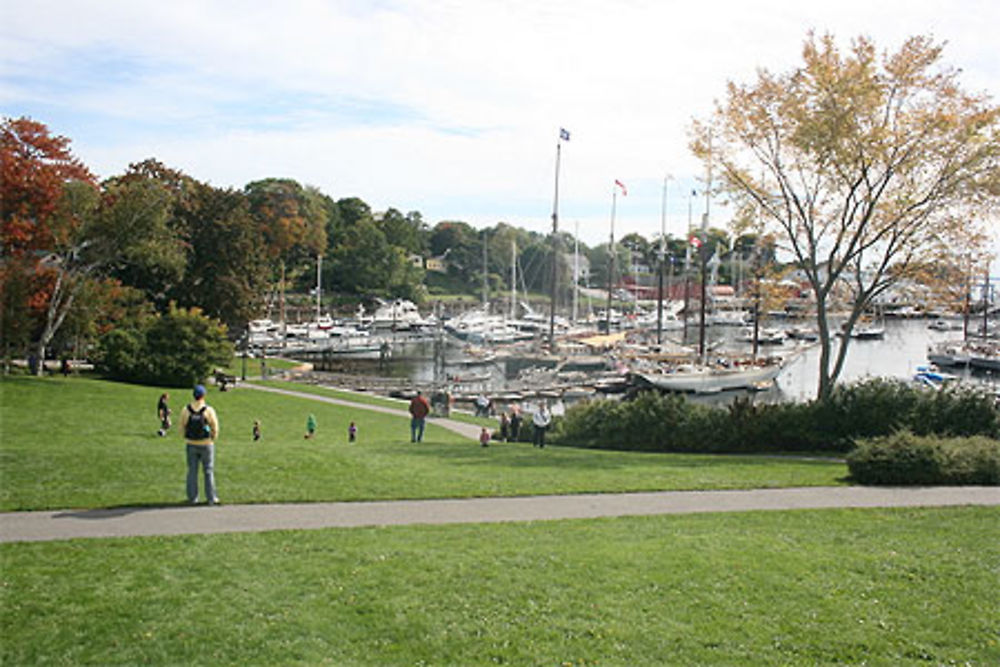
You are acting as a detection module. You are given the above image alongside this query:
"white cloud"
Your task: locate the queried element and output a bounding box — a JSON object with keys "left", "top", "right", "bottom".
{"left": 2, "top": 0, "right": 997, "bottom": 248}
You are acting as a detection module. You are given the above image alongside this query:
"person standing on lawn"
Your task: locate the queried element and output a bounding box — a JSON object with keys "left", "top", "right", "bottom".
{"left": 408, "top": 391, "right": 431, "bottom": 442}
{"left": 181, "top": 384, "right": 220, "bottom": 505}
{"left": 532, "top": 402, "right": 551, "bottom": 449}
{"left": 509, "top": 407, "right": 522, "bottom": 442}
{"left": 157, "top": 392, "right": 172, "bottom": 437}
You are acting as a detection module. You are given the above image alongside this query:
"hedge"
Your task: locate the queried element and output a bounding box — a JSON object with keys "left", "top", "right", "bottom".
{"left": 847, "top": 432, "right": 1000, "bottom": 485}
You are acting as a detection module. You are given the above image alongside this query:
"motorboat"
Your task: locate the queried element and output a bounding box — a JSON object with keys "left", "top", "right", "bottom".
{"left": 707, "top": 309, "right": 750, "bottom": 327}
{"left": 928, "top": 318, "right": 963, "bottom": 332}
{"left": 737, "top": 326, "right": 785, "bottom": 345}
{"left": 913, "top": 364, "right": 960, "bottom": 390}
{"left": 850, "top": 323, "right": 885, "bottom": 340}
{"left": 927, "top": 341, "right": 972, "bottom": 367}
{"left": 785, "top": 326, "right": 820, "bottom": 342}
{"left": 248, "top": 318, "right": 278, "bottom": 334}
{"left": 370, "top": 299, "right": 432, "bottom": 331}
{"left": 968, "top": 341, "right": 1000, "bottom": 372}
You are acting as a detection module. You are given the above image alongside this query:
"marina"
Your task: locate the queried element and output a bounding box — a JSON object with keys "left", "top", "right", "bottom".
{"left": 247, "top": 310, "right": 1000, "bottom": 409}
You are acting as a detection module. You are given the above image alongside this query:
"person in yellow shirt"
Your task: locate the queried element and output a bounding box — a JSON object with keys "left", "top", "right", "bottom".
{"left": 180, "top": 384, "right": 221, "bottom": 505}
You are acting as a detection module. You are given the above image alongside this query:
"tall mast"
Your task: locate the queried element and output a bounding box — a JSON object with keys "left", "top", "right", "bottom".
{"left": 548, "top": 129, "right": 571, "bottom": 350}
{"left": 316, "top": 254, "right": 322, "bottom": 319}
{"left": 657, "top": 175, "right": 671, "bottom": 345}
{"left": 699, "top": 135, "right": 712, "bottom": 363}
{"left": 606, "top": 184, "right": 618, "bottom": 336}
{"left": 573, "top": 221, "right": 580, "bottom": 324}
{"left": 510, "top": 240, "right": 517, "bottom": 320}
{"left": 482, "top": 229, "right": 489, "bottom": 309}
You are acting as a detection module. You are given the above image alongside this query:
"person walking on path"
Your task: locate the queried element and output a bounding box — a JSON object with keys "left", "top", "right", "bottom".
{"left": 157, "top": 393, "right": 172, "bottom": 437}
{"left": 532, "top": 403, "right": 551, "bottom": 448}
{"left": 409, "top": 391, "right": 431, "bottom": 442}
{"left": 181, "top": 384, "right": 220, "bottom": 505}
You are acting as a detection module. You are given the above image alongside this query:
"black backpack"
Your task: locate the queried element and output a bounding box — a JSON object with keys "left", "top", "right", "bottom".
{"left": 185, "top": 405, "right": 211, "bottom": 440}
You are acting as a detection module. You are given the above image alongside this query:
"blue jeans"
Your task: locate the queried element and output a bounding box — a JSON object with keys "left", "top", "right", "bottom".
{"left": 186, "top": 444, "right": 218, "bottom": 504}
{"left": 410, "top": 417, "right": 426, "bottom": 442}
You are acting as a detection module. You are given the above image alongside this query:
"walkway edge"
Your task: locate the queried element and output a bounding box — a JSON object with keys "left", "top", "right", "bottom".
{"left": 2, "top": 486, "right": 998, "bottom": 543}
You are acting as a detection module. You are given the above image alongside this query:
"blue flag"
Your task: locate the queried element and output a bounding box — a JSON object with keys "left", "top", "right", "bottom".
{"left": 560, "top": 128, "right": 571, "bottom": 141}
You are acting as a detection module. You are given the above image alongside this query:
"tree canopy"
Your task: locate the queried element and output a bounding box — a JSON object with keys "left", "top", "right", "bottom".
{"left": 692, "top": 33, "right": 1000, "bottom": 399}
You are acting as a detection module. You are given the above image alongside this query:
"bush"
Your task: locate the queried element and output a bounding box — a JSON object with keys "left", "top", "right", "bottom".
{"left": 94, "top": 304, "right": 232, "bottom": 386}
{"left": 847, "top": 431, "right": 1000, "bottom": 485}
{"left": 552, "top": 378, "right": 1000, "bottom": 455}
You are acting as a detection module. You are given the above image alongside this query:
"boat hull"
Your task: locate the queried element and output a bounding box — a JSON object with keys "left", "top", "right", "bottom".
{"left": 631, "top": 361, "right": 785, "bottom": 394}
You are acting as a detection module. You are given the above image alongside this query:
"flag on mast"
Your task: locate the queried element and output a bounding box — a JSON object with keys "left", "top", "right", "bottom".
{"left": 559, "top": 128, "right": 571, "bottom": 141}
{"left": 615, "top": 179, "right": 627, "bottom": 196}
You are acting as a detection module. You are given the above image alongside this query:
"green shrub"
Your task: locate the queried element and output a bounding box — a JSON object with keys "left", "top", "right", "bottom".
{"left": 909, "top": 385, "right": 1000, "bottom": 438}
{"left": 94, "top": 304, "right": 232, "bottom": 386}
{"left": 553, "top": 378, "right": 1000, "bottom": 455}
{"left": 847, "top": 431, "right": 1000, "bottom": 485}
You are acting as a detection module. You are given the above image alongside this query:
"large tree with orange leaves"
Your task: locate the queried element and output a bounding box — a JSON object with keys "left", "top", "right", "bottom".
{"left": 1, "top": 118, "right": 183, "bottom": 372}
{"left": 692, "top": 34, "right": 1000, "bottom": 400}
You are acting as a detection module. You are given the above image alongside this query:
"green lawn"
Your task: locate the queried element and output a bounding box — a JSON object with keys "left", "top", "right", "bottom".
{"left": 0, "top": 376, "right": 846, "bottom": 511}
{"left": 1, "top": 376, "right": 996, "bottom": 665}
{"left": 259, "top": 380, "right": 497, "bottom": 427}
{"left": 2, "top": 507, "right": 997, "bottom": 665}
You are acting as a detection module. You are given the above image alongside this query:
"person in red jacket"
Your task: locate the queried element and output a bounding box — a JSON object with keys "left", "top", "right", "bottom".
{"left": 408, "top": 391, "right": 431, "bottom": 442}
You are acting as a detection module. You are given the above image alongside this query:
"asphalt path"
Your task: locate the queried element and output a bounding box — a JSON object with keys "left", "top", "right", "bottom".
{"left": 2, "top": 487, "right": 998, "bottom": 543}
{"left": 2, "top": 382, "right": 998, "bottom": 544}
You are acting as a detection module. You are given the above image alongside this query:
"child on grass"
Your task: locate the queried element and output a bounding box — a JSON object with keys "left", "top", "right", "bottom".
{"left": 348, "top": 421, "right": 357, "bottom": 443}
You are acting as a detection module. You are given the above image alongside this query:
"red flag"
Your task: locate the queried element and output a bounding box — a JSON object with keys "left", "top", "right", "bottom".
{"left": 614, "top": 179, "right": 627, "bottom": 196}
{"left": 689, "top": 235, "right": 702, "bottom": 248}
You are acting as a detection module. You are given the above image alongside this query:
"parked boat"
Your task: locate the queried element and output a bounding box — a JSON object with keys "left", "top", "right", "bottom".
{"left": 785, "top": 326, "right": 820, "bottom": 342}
{"left": 913, "top": 364, "right": 960, "bottom": 390}
{"left": 928, "top": 318, "right": 963, "bottom": 332}
{"left": 927, "top": 341, "right": 972, "bottom": 367}
{"left": 370, "top": 299, "right": 432, "bottom": 331}
{"left": 628, "top": 357, "right": 786, "bottom": 394}
{"left": 851, "top": 323, "right": 885, "bottom": 340}
{"left": 968, "top": 341, "right": 1000, "bottom": 372}
{"left": 737, "top": 326, "right": 785, "bottom": 345}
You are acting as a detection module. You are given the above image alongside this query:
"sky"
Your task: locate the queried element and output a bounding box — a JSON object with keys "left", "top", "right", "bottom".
{"left": 2, "top": 0, "right": 998, "bottom": 250}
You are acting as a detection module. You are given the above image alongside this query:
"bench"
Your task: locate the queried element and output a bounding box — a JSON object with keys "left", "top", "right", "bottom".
{"left": 214, "top": 371, "right": 237, "bottom": 391}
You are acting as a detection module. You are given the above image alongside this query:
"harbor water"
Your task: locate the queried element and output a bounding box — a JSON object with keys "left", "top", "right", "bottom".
{"left": 285, "top": 318, "right": 997, "bottom": 405}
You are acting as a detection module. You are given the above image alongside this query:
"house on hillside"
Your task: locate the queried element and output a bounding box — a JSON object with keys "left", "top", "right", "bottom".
{"left": 425, "top": 254, "right": 448, "bottom": 273}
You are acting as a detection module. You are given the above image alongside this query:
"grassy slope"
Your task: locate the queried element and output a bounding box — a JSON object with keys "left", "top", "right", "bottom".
{"left": 0, "top": 376, "right": 846, "bottom": 511}
{"left": 2, "top": 507, "right": 997, "bottom": 665}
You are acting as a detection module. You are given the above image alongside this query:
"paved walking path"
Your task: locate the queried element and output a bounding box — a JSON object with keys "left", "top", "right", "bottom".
{"left": 2, "top": 487, "right": 998, "bottom": 543}
{"left": 244, "top": 382, "right": 484, "bottom": 439}
{"left": 2, "top": 382, "right": 997, "bottom": 544}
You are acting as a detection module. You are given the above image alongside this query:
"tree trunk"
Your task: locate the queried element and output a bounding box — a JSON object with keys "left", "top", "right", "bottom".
{"left": 33, "top": 268, "right": 79, "bottom": 376}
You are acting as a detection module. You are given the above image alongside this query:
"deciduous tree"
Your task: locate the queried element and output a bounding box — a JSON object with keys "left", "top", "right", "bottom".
{"left": 693, "top": 33, "right": 1000, "bottom": 399}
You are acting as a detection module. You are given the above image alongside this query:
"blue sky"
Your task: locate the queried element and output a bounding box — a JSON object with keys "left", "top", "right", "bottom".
{"left": 2, "top": 0, "right": 998, "bottom": 250}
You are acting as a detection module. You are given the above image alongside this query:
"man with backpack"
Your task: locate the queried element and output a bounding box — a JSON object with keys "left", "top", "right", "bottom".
{"left": 181, "top": 384, "right": 221, "bottom": 505}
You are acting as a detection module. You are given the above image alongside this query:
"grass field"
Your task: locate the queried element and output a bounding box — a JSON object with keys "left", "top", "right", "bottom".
{"left": 2, "top": 375, "right": 995, "bottom": 665}
{"left": 0, "top": 376, "right": 847, "bottom": 511}
{"left": 2, "top": 507, "right": 997, "bottom": 664}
